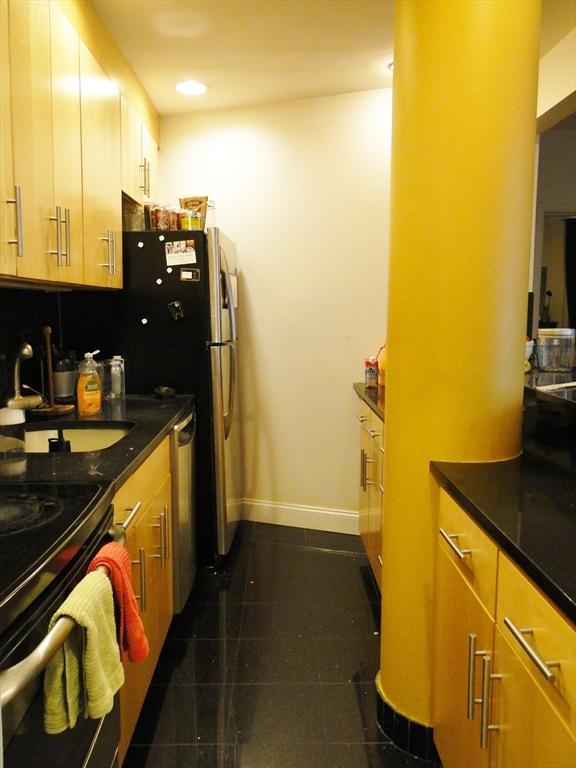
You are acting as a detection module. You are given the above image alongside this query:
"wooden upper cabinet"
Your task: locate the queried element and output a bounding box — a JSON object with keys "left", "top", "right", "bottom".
{"left": 121, "top": 95, "right": 159, "bottom": 205}
{"left": 0, "top": 0, "right": 17, "bottom": 276}
{"left": 121, "top": 94, "right": 143, "bottom": 203}
{"left": 79, "top": 41, "right": 122, "bottom": 288}
{"left": 141, "top": 123, "right": 158, "bottom": 202}
{"left": 8, "top": 0, "right": 54, "bottom": 281}
{"left": 49, "top": 4, "right": 84, "bottom": 284}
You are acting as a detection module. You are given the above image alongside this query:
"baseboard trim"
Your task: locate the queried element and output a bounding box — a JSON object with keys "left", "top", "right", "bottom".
{"left": 242, "top": 498, "right": 359, "bottom": 534}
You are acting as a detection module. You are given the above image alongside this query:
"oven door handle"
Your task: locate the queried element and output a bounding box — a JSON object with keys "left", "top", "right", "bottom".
{"left": 0, "top": 524, "right": 124, "bottom": 708}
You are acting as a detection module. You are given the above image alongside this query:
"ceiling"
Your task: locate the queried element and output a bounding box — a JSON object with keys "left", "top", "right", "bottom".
{"left": 92, "top": 0, "right": 395, "bottom": 115}
{"left": 92, "top": 0, "right": 573, "bottom": 118}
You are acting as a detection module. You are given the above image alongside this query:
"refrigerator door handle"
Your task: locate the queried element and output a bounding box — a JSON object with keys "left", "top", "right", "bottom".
{"left": 221, "top": 250, "right": 238, "bottom": 343}
{"left": 223, "top": 342, "right": 236, "bottom": 439}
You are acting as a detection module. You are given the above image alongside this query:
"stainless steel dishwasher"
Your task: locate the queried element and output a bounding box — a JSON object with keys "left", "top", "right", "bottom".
{"left": 170, "top": 408, "right": 197, "bottom": 614}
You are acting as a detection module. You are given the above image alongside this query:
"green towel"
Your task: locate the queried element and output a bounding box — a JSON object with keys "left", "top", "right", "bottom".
{"left": 43, "top": 570, "right": 125, "bottom": 734}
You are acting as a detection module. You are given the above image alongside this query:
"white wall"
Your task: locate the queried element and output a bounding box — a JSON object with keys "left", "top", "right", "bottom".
{"left": 159, "top": 89, "right": 392, "bottom": 532}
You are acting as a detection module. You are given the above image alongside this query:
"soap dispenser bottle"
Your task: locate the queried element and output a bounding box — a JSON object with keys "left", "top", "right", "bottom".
{"left": 76, "top": 350, "right": 102, "bottom": 416}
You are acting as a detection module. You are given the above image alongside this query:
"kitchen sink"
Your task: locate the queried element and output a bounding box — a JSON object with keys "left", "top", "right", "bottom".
{"left": 24, "top": 422, "right": 135, "bottom": 453}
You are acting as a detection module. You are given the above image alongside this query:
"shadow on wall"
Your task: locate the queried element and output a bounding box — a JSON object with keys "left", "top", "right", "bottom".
{"left": 237, "top": 270, "right": 278, "bottom": 513}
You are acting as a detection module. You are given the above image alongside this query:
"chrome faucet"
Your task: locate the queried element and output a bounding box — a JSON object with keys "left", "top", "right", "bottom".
{"left": 6, "top": 343, "right": 44, "bottom": 410}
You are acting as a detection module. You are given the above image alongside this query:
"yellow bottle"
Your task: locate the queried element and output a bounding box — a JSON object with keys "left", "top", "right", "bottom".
{"left": 76, "top": 351, "right": 102, "bottom": 416}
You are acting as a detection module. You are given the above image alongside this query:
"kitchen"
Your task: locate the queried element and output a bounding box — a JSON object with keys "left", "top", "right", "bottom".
{"left": 1, "top": 1, "right": 575, "bottom": 767}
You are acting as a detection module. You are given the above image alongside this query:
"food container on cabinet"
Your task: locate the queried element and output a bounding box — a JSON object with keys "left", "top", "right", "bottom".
{"left": 536, "top": 328, "right": 575, "bottom": 371}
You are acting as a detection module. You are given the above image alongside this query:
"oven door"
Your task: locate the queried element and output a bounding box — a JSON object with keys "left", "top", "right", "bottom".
{"left": 1, "top": 507, "right": 120, "bottom": 768}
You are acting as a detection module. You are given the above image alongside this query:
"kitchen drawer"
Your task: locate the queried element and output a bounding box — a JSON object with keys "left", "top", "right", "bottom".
{"left": 491, "top": 625, "right": 576, "bottom": 768}
{"left": 438, "top": 489, "right": 498, "bottom": 618}
{"left": 497, "top": 552, "right": 576, "bottom": 736}
{"left": 113, "top": 437, "right": 170, "bottom": 529}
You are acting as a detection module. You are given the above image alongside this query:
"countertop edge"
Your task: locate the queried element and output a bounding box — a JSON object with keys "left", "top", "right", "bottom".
{"left": 353, "top": 382, "right": 385, "bottom": 421}
{"left": 430, "top": 460, "right": 576, "bottom": 625}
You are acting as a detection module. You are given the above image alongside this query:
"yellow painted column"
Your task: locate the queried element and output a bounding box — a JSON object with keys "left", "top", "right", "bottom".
{"left": 379, "top": 0, "right": 541, "bottom": 725}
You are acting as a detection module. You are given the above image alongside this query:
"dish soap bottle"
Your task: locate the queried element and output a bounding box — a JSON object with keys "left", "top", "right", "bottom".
{"left": 76, "top": 350, "right": 102, "bottom": 416}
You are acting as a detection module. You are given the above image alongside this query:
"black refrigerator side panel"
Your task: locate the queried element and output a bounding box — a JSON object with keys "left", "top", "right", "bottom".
{"left": 61, "top": 231, "right": 219, "bottom": 564}
{"left": 121, "top": 231, "right": 218, "bottom": 564}
{"left": 120, "top": 231, "right": 209, "bottom": 395}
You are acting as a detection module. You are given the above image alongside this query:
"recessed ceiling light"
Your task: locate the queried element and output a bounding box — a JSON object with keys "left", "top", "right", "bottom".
{"left": 175, "top": 80, "right": 208, "bottom": 96}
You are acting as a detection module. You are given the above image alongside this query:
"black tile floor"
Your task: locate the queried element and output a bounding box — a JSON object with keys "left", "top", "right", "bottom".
{"left": 125, "top": 521, "right": 435, "bottom": 768}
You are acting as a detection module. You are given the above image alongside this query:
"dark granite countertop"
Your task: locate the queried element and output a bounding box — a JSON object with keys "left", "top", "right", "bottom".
{"left": 353, "top": 382, "right": 385, "bottom": 421}
{"left": 9, "top": 394, "right": 194, "bottom": 492}
{"left": 353, "top": 381, "right": 576, "bottom": 623}
{"left": 0, "top": 395, "right": 194, "bottom": 631}
{"left": 431, "top": 456, "right": 576, "bottom": 624}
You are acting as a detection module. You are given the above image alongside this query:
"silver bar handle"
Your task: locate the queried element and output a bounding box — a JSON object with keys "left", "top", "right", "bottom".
{"left": 163, "top": 505, "right": 169, "bottom": 561}
{"left": 503, "top": 616, "right": 560, "bottom": 682}
{"left": 360, "top": 448, "right": 366, "bottom": 489}
{"left": 111, "top": 229, "right": 116, "bottom": 276}
{"left": 368, "top": 428, "right": 380, "bottom": 438}
{"left": 439, "top": 527, "right": 471, "bottom": 560}
{"left": 145, "top": 158, "right": 150, "bottom": 197}
{"left": 0, "top": 563, "right": 113, "bottom": 708}
{"left": 7, "top": 185, "right": 24, "bottom": 257}
{"left": 467, "top": 633, "right": 489, "bottom": 720}
{"left": 139, "top": 160, "right": 146, "bottom": 192}
{"left": 97, "top": 230, "right": 114, "bottom": 275}
{"left": 480, "top": 655, "right": 499, "bottom": 748}
{"left": 119, "top": 500, "right": 142, "bottom": 530}
{"left": 131, "top": 546, "right": 147, "bottom": 611}
{"left": 356, "top": 414, "right": 368, "bottom": 423}
{"left": 64, "top": 208, "right": 71, "bottom": 266}
{"left": 49, "top": 206, "right": 62, "bottom": 266}
{"left": 364, "top": 455, "right": 374, "bottom": 486}
{"left": 152, "top": 512, "right": 166, "bottom": 569}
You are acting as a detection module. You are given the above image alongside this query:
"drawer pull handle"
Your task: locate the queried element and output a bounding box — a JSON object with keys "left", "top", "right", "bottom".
{"left": 439, "top": 528, "right": 471, "bottom": 559}
{"left": 480, "top": 655, "right": 499, "bottom": 748}
{"left": 120, "top": 500, "right": 142, "bottom": 530}
{"left": 367, "top": 428, "right": 379, "bottom": 438}
{"left": 503, "top": 617, "right": 560, "bottom": 682}
{"left": 131, "top": 547, "right": 147, "bottom": 611}
{"left": 467, "top": 633, "right": 489, "bottom": 720}
{"left": 356, "top": 415, "right": 368, "bottom": 423}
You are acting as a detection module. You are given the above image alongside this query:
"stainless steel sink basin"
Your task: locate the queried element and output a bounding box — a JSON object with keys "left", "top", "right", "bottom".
{"left": 24, "top": 423, "right": 134, "bottom": 453}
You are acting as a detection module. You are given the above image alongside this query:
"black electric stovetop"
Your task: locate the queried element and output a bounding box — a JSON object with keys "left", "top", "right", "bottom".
{"left": 0, "top": 482, "right": 105, "bottom": 634}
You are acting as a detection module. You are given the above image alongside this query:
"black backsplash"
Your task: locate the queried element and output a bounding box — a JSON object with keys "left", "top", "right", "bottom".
{"left": 0, "top": 286, "right": 122, "bottom": 404}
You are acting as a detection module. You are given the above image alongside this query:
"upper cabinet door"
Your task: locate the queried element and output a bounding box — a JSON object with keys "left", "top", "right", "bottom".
{"left": 141, "top": 123, "right": 158, "bottom": 203}
{"left": 0, "top": 0, "right": 17, "bottom": 276}
{"left": 8, "top": 0, "right": 55, "bottom": 281}
{"left": 121, "top": 94, "right": 143, "bottom": 203}
{"left": 80, "top": 41, "right": 122, "bottom": 288}
{"left": 49, "top": 4, "right": 84, "bottom": 284}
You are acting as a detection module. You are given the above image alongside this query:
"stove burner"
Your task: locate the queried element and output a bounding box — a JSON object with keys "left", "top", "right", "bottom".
{"left": 0, "top": 493, "right": 62, "bottom": 536}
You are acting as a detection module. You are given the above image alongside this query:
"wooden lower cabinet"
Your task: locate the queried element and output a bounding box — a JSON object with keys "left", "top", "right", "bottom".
{"left": 357, "top": 399, "right": 383, "bottom": 588}
{"left": 113, "top": 439, "right": 173, "bottom": 765}
{"left": 491, "top": 626, "right": 576, "bottom": 768}
{"left": 433, "top": 488, "right": 576, "bottom": 768}
{"left": 433, "top": 547, "right": 493, "bottom": 768}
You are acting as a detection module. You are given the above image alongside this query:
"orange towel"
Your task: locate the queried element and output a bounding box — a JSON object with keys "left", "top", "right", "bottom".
{"left": 88, "top": 541, "right": 149, "bottom": 663}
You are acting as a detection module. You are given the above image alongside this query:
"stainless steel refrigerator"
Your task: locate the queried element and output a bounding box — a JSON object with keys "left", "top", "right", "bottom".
{"left": 90, "top": 227, "right": 242, "bottom": 565}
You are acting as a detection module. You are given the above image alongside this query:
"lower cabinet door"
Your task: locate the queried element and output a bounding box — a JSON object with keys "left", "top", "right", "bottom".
{"left": 490, "top": 627, "right": 576, "bottom": 768}
{"left": 433, "top": 547, "right": 494, "bottom": 768}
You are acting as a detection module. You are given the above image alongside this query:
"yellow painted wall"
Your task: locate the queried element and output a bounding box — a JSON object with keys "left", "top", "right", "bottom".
{"left": 380, "top": 0, "right": 541, "bottom": 725}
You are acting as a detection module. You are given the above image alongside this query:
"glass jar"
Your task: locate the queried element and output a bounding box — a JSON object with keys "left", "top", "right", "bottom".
{"left": 536, "top": 328, "right": 575, "bottom": 371}
{"left": 103, "top": 356, "right": 125, "bottom": 399}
